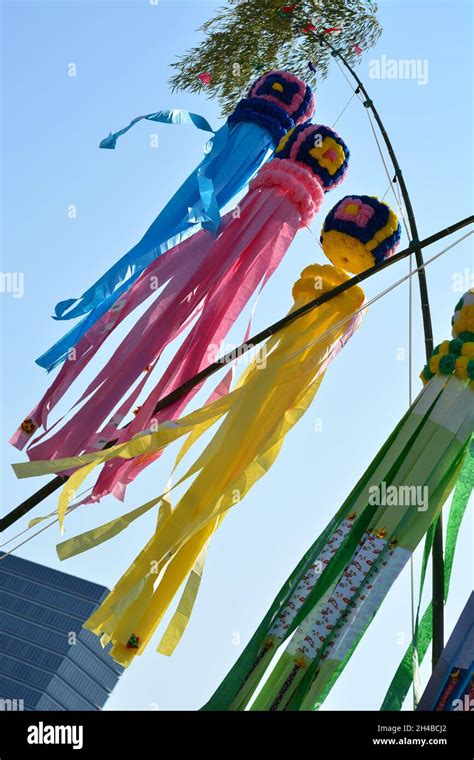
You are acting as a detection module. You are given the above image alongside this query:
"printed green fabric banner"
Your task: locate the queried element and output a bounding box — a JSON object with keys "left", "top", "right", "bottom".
{"left": 381, "top": 439, "right": 473, "bottom": 711}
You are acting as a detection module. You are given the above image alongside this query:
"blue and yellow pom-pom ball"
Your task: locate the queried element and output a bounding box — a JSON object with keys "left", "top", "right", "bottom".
{"left": 275, "top": 123, "right": 350, "bottom": 191}
{"left": 320, "top": 195, "right": 402, "bottom": 274}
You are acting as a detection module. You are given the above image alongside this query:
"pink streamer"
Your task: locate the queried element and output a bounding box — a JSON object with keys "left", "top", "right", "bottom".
{"left": 15, "top": 189, "right": 263, "bottom": 451}
{"left": 10, "top": 222, "right": 225, "bottom": 449}
{"left": 23, "top": 188, "right": 298, "bottom": 462}
{"left": 88, "top": 202, "right": 295, "bottom": 502}
{"left": 14, "top": 158, "right": 327, "bottom": 503}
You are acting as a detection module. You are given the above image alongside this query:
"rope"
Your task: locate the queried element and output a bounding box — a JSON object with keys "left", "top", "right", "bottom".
{"left": 408, "top": 219, "right": 418, "bottom": 708}
{"left": 303, "top": 221, "right": 325, "bottom": 251}
{"left": 366, "top": 111, "right": 410, "bottom": 228}
{"left": 381, "top": 182, "right": 392, "bottom": 201}
{"left": 332, "top": 91, "right": 357, "bottom": 128}
{"left": 330, "top": 53, "right": 413, "bottom": 238}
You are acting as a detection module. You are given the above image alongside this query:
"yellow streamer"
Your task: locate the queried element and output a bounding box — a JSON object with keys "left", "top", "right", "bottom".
{"left": 14, "top": 264, "right": 365, "bottom": 663}
{"left": 156, "top": 538, "right": 212, "bottom": 656}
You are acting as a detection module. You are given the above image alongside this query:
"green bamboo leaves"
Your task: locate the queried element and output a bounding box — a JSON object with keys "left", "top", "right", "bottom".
{"left": 168, "top": 0, "right": 382, "bottom": 114}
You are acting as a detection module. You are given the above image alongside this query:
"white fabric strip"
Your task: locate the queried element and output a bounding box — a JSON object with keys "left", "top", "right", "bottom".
{"left": 329, "top": 545, "right": 411, "bottom": 661}
{"left": 268, "top": 518, "right": 355, "bottom": 638}
{"left": 287, "top": 531, "right": 386, "bottom": 659}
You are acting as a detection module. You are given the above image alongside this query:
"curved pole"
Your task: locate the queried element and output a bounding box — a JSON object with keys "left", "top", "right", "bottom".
{"left": 303, "top": 22, "right": 444, "bottom": 668}
{"left": 314, "top": 32, "right": 434, "bottom": 357}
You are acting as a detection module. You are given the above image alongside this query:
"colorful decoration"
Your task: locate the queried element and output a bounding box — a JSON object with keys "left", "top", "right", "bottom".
{"left": 198, "top": 72, "right": 212, "bottom": 85}
{"left": 278, "top": 3, "right": 297, "bottom": 16}
{"left": 353, "top": 44, "right": 363, "bottom": 54}
{"left": 200, "top": 296, "right": 473, "bottom": 711}
{"left": 126, "top": 633, "right": 140, "bottom": 649}
{"left": 417, "top": 592, "right": 474, "bottom": 712}
{"left": 36, "top": 70, "right": 315, "bottom": 371}
{"left": 452, "top": 288, "right": 474, "bottom": 340}
{"left": 20, "top": 418, "right": 37, "bottom": 435}
{"left": 240, "top": 71, "right": 315, "bottom": 128}
{"left": 13, "top": 262, "right": 365, "bottom": 666}
{"left": 169, "top": 1, "right": 381, "bottom": 115}
{"left": 11, "top": 124, "right": 350, "bottom": 509}
{"left": 421, "top": 289, "right": 474, "bottom": 383}
{"left": 276, "top": 123, "right": 349, "bottom": 190}
{"left": 320, "top": 195, "right": 401, "bottom": 274}
{"left": 383, "top": 453, "right": 473, "bottom": 710}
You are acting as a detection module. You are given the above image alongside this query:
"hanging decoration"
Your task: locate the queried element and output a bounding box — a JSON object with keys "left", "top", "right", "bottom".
{"left": 13, "top": 258, "right": 365, "bottom": 665}
{"left": 382, "top": 448, "right": 474, "bottom": 710}
{"left": 278, "top": 3, "right": 297, "bottom": 17}
{"left": 12, "top": 196, "right": 405, "bottom": 667}
{"left": 320, "top": 194, "right": 401, "bottom": 274}
{"left": 3, "top": 0, "right": 471, "bottom": 717}
{"left": 36, "top": 70, "right": 315, "bottom": 371}
{"left": 11, "top": 123, "right": 350, "bottom": 511}
{"left": 200, "top": 292, "right": 473, "bottom": 711}
{"left": 421, "top": 289, "right": 474, "bottom": 383}
{"left": 197, "top": 72, "right": 213, "bottom": 85}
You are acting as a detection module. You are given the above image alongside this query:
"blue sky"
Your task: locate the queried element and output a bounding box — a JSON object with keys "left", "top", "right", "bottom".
{"left": 1, "top": 0, "right": 473, "bottom": 710}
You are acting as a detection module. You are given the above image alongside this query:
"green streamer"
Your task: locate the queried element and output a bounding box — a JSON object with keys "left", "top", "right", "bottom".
{"left": 284, "top": 442, "right": 467, "bottom": 711}
{"left": 380, "top": 438, "right": 474, "bottom": 711}
{"left": 201, "top": 404, "right": 417, "bottom": 710}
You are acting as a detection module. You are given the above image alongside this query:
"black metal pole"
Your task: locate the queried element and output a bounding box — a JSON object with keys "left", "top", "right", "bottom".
{"left": 311, "top": 31, "right": 434, "bottom": 357}
{"left": 1, "top": 216, "right": 472, "bottom": 534}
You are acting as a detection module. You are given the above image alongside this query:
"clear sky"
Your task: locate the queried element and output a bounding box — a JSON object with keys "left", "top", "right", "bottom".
{"left": 1, "top": 0, "right": 473, "bottom": 711}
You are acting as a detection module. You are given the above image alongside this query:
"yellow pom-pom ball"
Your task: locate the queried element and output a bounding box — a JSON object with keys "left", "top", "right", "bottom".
{"left": 455, "top": 356, "right": 469, "bottom": 380}
{"left": 320, "top": 230, "right": 375, "bottom": 274}
{"left": 461, "top": 342, "right": 474, "bottom": 358}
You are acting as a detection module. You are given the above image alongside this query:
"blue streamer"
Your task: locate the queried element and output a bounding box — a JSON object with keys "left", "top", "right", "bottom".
{"left": 38, "top": 120, "right": 275, "bottom": 370}
{"left": 99, "top": 109, "right": 215, "bottom": 150}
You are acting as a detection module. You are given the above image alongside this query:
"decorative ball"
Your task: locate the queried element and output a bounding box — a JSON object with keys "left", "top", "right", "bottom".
{"left": 275, "top": 123, "right": 349, "bottom": 191}
{"left": 320, "top": 195, "right": 401, "bottom": 274}
{"left": 451, "top": 289, "right": 474, "bottom": 339}
{"left": 248, "top": 70, "right": 315, "bottom": 125}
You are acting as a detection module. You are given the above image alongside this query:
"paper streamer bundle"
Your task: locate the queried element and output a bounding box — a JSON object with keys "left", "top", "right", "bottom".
{"left": 13, "top": 262, "right": 365, "bottom": 665}
{"left": 201, "top": 292, "right": 473, "bottom": 712}
{"left": 12, "top": 123, "right": 350, "bottom": 508}
{"left": 37, "top": 71, "right": 315, "bottom": 371}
